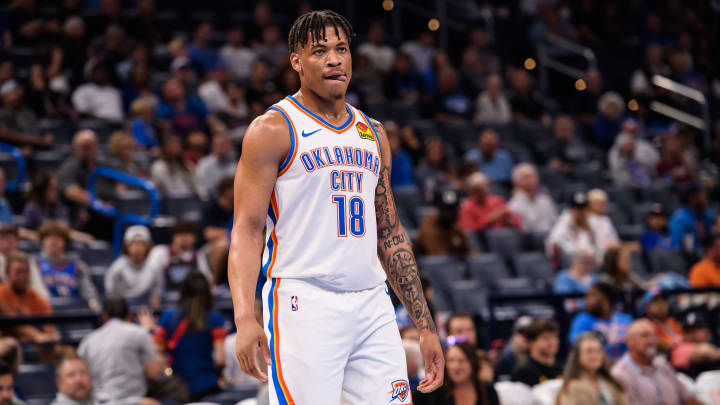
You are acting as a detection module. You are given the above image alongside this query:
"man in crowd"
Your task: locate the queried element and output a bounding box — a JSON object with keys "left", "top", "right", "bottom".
{"left": 78, "top": 298, "right": 162, "bottom": 405}
{"left": 194, "top": 133, "right": 237, "bottom": 199}
{"left": 463, "top": 130, "right": 514, "bottom": 184}
{"left": 153, "top": 220, "right": 212, "bottom": 290}
{"left": 669, "top": 184, "right": 715, "bottom": 255}
{"left": 546, "top": 192, "right": 600, "bottom": 265}
{"left": 50, "top": 356, "right": 94, "bottom": 405}
{"left": 671, "top": 312, "right": 720, "bottom": 376}
{"left": 611, "top": 319, "right": 703, "bottom": 405}
{"left": 689, "top": 234, "right": 720, "bottom": 287}
{"left": 508, "top": 163, "right": 557, "bottom": 234}
{"left": 586, "top": 189, "right": 620, "bottom": 254}
{"left": 545, "top": 115, "right": 588, "bottom": 174}
{"left": 0, "top": 252, "right": 60, "bottom": 350}
{"left": 458, "top": 172, "right": 520, "bottom": 232}
{"left": 495, "top": 315, "right": 532, "bottom": 380}
{"left": 71, "top": 64, "right": 123, "bottom": 122}
{"left": 511, "top": 318, "right": 562, "bottom": 386}
{"left": 642, "top": 288, "right": 683, "bottom": 355}
{"left": 569, "top": 281, "right": 633, "bottom": 360}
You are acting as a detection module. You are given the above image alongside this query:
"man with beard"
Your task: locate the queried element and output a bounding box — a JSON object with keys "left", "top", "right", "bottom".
{"left": 568, "top": 281, "right": 633, "bottom": 360}
{"left": 50, "top": 356, "right": 94, "bottom": 405}
{"left": 611, "top": 319, "right": 704, "bottom": 405}
{"left": 416, "top": 189, "right": 473, "bottom": 255}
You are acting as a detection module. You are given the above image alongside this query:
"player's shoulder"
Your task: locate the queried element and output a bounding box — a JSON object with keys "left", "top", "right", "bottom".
{"left": 242, "top": 108, "right": 292, "bottom": 156}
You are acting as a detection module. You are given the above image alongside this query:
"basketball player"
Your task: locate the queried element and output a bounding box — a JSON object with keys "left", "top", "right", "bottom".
{"left": 228, "top": 10, "right": 443, "bottom": 404}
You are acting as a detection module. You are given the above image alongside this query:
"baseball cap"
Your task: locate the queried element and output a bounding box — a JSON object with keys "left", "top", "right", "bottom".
{"left": 512, "top": 315, "right": 533, "bottom": 335}
{"left": 0, "top": 80, "right": 20, "bottom": 97}
{"left": 648, "top": 203, "right": 666, "bottom": 217}
{"left": 123, "top": 225, "right": 151, "bottom": 245}
{"left": 570, "top": 192, "right": 588, "bottom": 208}
{"left": 171, "top": 57, "right": 191, "bottom": 73}
{"left": 682, "top": 312, "right": 707, "bottom": 331}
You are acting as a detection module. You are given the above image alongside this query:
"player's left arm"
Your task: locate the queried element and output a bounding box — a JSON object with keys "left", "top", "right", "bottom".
{"left": 371, "top": 118, "right": 444, "bottom": 393}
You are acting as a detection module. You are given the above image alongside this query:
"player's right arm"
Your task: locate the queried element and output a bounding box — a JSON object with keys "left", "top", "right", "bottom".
{"left": 228, "top": 109, "right": 290, "bottom": 382}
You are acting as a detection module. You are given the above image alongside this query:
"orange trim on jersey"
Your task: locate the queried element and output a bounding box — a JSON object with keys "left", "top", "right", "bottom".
{"left": 272, "top": 278, "right": 295, "bottom": 403}
{"left": 271, "top": 105, "right": 298, "bottom": 176}
{"left": 266, "top": 192, "right": 280, "bottom": 277}
{"left": 285, "top": 96, "right": 355, "bottom": 134}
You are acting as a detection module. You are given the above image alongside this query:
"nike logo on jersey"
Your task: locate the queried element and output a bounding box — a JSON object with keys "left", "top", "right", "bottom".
{"left": 301, "top": 129, "right": 321, "bottom": 137}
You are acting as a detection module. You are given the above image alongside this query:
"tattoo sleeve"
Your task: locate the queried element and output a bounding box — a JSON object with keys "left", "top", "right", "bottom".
{"left": 373, "top": 121, "right": 436, "bottom": 333}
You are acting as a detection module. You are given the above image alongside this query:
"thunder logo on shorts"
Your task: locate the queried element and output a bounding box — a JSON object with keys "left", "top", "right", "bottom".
{"left": 387, "top": 379, "right": 410, "bottom": 403}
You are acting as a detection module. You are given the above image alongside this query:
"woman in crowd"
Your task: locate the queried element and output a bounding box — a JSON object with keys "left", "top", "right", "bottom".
{"left": 154, "top": 273, "right": 227, "bottom": 401}
{"left": 104, "top": 225, "right": 163, "bottom": 309}
{"left": 556, "top": 332, "right": 628, "bottom": 405}
{"left": 414, "top": 342, "right": 500, "bottom": 405}
{"left": 598, "top": 246, "right": 645, "bottom": 290}
{"left": 21, "top": 172, "right": 93, "bottom": 242}
{"left": 150, "top": 135, "right": 199, "bottom": 196}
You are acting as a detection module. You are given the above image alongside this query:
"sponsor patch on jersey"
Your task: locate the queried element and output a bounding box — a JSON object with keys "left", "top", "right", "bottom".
{"left": 387, "top": 379, "right": 410, "bottom": 403}
{"left": 290, "top": 296, "right": 298, "bottom": 311}
{"left": 356, "top": 122, "right": 374, "bottom": 141}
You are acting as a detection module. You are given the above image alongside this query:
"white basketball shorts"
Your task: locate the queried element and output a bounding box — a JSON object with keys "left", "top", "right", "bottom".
{"left": 261, "top": 277, "right": 412, "bottom": 405}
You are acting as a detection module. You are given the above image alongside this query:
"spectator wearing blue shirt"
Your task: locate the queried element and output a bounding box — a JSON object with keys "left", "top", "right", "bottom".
{"left": 554, "top": 245, "right": 597, "bottom": 312}
{"left": 0, "top": 169, "right": 13, "bottom": 224}
{"left": 154, "top": 273, "right": 227, "bottom": 400}
{"left": 157, "top": 79, "right": 217, "bottom": 136}
{"left": 463, "top": 129, "right": 514, "bottom": 184}
{"left": 594, "top": 92, "right": 628, "bottom": 149}
{"left": 188, "top": 22, "right": 220, "bottom": 76}
{"left": 641, "top": 204, "right": 672, "bottom": 252}
{"left": 669, "top": 185, "right": 715, "bottom": 255}
{"left": 129, "top": 98, "right": 158, "bottom": 151}
{"left": 569, "top": 282, "right": 633, "bottom": 360}
{"left": 386, "top": 122, "right": 415, "bottom": 188}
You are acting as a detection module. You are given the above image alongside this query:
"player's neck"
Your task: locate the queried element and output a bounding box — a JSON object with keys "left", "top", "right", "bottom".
{"left": 293, "top": 87, "right": 347, "bottom": 123}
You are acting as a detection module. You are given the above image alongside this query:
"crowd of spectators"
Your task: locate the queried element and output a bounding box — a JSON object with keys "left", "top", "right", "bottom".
{"left": 0, "top": 0, "right": 719, "bottom": 404}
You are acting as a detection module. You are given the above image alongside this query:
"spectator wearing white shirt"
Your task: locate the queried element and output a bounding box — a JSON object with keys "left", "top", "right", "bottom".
{"left": 357, "top": 22, "right": 396, "bottom": 74}
{"left": 71, "top": 64, "right": 123, "bottom": 122}
{"left": 473, "top": 74, "right": 511, "bottom": 124}
{"left": 608, "top": 132, "right": 660, "bottom": 188}
{"left": 508, "top": 163, "right": 558, "bottom": 233}
{"left": 400, "top": 31, "right": 435, "bottom": 73}
{"left": 587, "top": 189, "right": 620, "bottom": 254}
{"left": 220, "top": 26, "right": 257, "bottom": 82}
{"left": 197, "top": 64, "right": 230, "bottom": 114}
{"left": 195, "top": 133, "right": 237, "bottom": 199}
{"left": 547, "top": 192, "right": 600, "bottom": 265}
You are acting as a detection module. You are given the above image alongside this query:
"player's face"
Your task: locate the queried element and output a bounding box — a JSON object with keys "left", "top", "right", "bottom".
{"left": 291, "top": 26, "right": 352, "bottom": 100}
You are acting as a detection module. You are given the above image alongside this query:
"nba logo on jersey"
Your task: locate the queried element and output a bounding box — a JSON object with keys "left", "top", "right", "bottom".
{"left": 291, "top": 296, "right": 298, "bottom": 311}
{"left": 387, "top": 379, "right": 409, "bottom": 403}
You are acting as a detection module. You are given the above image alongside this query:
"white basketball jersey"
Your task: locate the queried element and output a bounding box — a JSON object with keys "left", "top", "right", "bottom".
{"left": 260, "top": 95, "right": 387, "bottom": 291}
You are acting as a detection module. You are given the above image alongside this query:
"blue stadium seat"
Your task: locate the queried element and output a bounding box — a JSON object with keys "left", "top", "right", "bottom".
{"left": 466, "top": 253, "right": 510, "bottom": 284}
{"left": 485, "top": 228, "right": 523, "bottom": 258}
{"left": 418, "top": 255, "right": 464, "bottom": 312}
{"left": 450, "top": 280, "right": 487, "bottom": 314}
{"left": 631, "top": 202, "right": 659, "bottom": 224}
{"left": 605, "top": 186, "right": 637, "bottom": 212}
{"left": 33, "top": 151, "right": 66, "bottom": 174}
{"left": 630, "top": 251, "right": 650, "bottom": 280}
{"left": 639, "top": 186, "right": 677, "bottom": 211}
{"left": 648, "top": 249, "right": 688, "bottom": 275}
{"left": 606, "top": 203, "right": 629, "bottom": 227}
{"left": 150, "top": 216, "right": 175, "bottom": 245}
{"left": 115, "top": 189, "right": 153, "bottom": 216}
{"left": 15, "top": 364, "right": 57, "bottom": 399}
{"left": 492, "top": 278, "right": 540, "bottom": 295}
{"left": 199, "top": 386, "right": 259, "bottom": 405}
{"left": 512, "top": 252, "right": 554, "bottom": 283}
{"left": 617, "top": 224, "right": 644, "bottom": 242}
{"left": 393, "top": 186, "right": 425, "bottom": 224}
{"left": 523, "top": 231, "right": 548, "bottom": 252}
{"left": 50, "top": 297, "right": 89, "bottom": 311}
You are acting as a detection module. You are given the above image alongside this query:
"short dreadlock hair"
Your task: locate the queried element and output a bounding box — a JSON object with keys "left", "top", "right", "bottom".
{"left": 288, "top": 10, "right": 355, "bottom": 54}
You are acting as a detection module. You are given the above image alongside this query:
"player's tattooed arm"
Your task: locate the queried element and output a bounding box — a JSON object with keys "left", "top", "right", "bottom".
{"left": 372, "top": 119, "right": 437, "bottom": 334}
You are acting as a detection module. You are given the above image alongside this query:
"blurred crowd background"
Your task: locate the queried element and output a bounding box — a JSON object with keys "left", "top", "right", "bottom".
{"left": 0, "top": 0, "right": 719, "bottom": 404}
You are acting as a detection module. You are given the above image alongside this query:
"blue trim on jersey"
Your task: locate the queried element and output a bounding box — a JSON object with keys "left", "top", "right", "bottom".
{"left": 267, "top": 278, "right": 286, "bottom": 404}
{"left": 261, "top": 237, "right": 273, "bottom": 278}
{"left": 268, "top": 106, "right": 296, "bottom": 173}
{"left": 287, "top": 95, "right": 353, "bottom": 131}
{"left": 358, "top": 110, "right": 383, "bottom": 161}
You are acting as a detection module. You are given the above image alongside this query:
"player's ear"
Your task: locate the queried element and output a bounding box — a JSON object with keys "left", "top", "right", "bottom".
{"left": 290, "top": 52, "right": 302, "bottom": 75}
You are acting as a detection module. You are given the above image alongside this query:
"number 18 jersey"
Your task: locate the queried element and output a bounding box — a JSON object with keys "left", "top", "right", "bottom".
{"left": 260, "top": 95, "right": 386, "bottom": 291}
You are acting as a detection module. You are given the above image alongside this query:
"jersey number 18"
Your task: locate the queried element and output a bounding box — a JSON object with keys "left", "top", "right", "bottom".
{"left": 332, "top": 195, "right": 365, "bottom": 237}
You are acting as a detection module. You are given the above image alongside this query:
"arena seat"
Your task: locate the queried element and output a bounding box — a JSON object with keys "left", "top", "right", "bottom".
{"left": 15, "top": 364, "right": 57, "bottom": 399}
{"left": 648, "top": 249, "right": 688, "bottom": 275}
{"left": 77, "top": 240, "right": 114, "bottom": 267}
{"left": 630, "top": 251, "right": 650, "bottom": 279}
{"left": 418, "top": 255, "right": 464, "bottom": 311}
{"left": 523, "top": 231, "right": 549, "bottom": 252}
{"left": 164, "top": 191, "right": 204, "bottom": 221}
{"left": 449, "top": 280, "right": 487, "bottom": 314}
{"left": 631, "top": 202, "right": 659, "bottom": 224}
{"left": 617, "top": 224, "right": 644, "bottom": 242}
{"left": 466, "top": 253, "right": 511, "bottom": 284}
{"left": 605, "top": 186, "right": 637, "bottom": 212}
{"left": 33, "top": 151, "right": 66, "bottom": 173}
{"left": 115, "top": 189, "right": 154, "bottom": 217}
{"left": 485, "top": 228, "right": 523, "bottom": 259}
{"left": 512, "top": 252, "right": 555, "bottom": 284}
{"left": 198, "top": 386, "right": 259, "bottom": 405}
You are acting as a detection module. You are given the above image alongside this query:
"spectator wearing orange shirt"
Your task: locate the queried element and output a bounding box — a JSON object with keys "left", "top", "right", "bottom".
{"left": 642, "top": 288, "right": 683, "bottom": 355}
{"left": 688, "top": 234, "right": 720, "bottom": 287}
{"left": 0, "top": 251, "right": 60, "bottom": 360}
{"left": 458, "top": 172, "right": 520, "bottom": 232}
